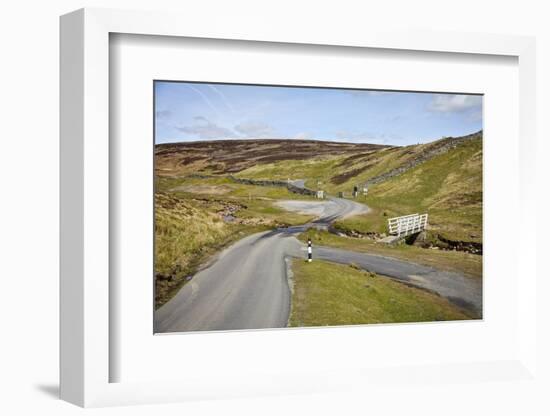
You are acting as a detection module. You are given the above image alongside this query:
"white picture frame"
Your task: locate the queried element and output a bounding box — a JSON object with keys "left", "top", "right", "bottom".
{"left": 60, "top": 7, "right": 537, "bottom": 407}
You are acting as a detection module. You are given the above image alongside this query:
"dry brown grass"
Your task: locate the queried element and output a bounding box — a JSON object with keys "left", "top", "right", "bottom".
{"left": 155, "top": 139, "right": 389, "bottom": 177}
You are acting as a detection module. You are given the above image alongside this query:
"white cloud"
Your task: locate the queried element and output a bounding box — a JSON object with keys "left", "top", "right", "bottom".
{"left": 234, "top": 121, "right": 275, "bottom": 138}
{"left": 176, "top": 116, "right": 234, "bottom": 139}
{"left": 428, "top": 94, "right": 482, "bottom": 113}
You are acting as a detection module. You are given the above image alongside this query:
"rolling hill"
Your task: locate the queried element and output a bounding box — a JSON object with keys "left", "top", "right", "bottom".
{"left": 156, "top": 131, "right": 482, "bottom": 241}
{"left": 155, "top": 139, "right": 389, "bottom": 176}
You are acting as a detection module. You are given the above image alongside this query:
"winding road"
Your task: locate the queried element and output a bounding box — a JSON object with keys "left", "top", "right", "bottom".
{"left": 155, "top": 193, "right": 482, "bottom": 333}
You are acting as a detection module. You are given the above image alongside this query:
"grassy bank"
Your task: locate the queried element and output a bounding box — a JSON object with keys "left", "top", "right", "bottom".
{"left": 363, "top": 136, "right": 482, "bottom": 243}
{"left": 333, "top": 207, "right": 391, "bottom": 235}
{"left": 234, "top": 140, "right": 449, "bottom": 196}
{"left": 298, "top": 230, "right": 482, "bottom": 279}
{"left": 289, "top": 259, "right": 472, "bottom": 327}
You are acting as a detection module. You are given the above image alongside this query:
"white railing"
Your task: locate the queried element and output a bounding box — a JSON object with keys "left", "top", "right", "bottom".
{"left": 388, "top": 213, "right": 428, "bottom": 237}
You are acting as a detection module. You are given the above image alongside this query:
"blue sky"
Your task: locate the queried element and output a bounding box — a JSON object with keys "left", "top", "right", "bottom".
{"left": 155, "top": 81, "right": 482, "bottom": 146}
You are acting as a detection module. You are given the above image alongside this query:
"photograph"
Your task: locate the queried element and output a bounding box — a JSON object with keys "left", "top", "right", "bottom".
{"left": 153, "top": 81, "right": 483, "bottom": 333}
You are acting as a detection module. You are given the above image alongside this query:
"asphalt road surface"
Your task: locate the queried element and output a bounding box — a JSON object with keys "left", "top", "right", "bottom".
{"left": 155, "top": 196, "right": 481, "bottom": 333}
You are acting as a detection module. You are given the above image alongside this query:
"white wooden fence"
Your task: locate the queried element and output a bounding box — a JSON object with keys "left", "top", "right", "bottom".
{"left": 388, "top": 213, "right": 428, "bottom": 237}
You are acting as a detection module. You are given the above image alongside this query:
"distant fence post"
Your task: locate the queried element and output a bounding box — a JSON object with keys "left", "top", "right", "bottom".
{"left": 307, "top": 238, "right": 312, "bottom": 262}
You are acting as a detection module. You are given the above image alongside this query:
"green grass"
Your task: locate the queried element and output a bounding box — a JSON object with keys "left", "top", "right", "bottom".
{"left": 298, "top": 230, "right": 482, "bottom": 279}
{"left": 235, "top": 136, "right": 482, "bottom": 243}
{"left": 157, "top": 176, "right": 316, "bottom": 226}
{"left": 235, "top": 155, "right": 347, "bottom": 192}
{"left": 330, "top": 146, "right": 423, "bottom": 191}
{"left": 365, "top": 137, "right": 482, "bottom": 242}
{"left": 333, "top": 207, "right": 394, "bottom": 235}
{"left": 289, "top": 260, "right": 472, "bottom": 327}
{"left": 233, "top": 198, "right": 315, "bottom": 226}
{"left": 235, "top": 146, "right": 421, "bottom": 195}
{"left": 157, "top": 175, "right": 316, "bottom": 201}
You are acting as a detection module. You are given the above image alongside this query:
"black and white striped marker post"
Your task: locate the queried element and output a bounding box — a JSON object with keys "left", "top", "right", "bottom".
{"left": 307, "top": 238, "right": 312, "bottom": 262}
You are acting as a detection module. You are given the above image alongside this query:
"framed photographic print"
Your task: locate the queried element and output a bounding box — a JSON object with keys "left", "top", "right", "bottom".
{"left": 152, "top": 81, "right": 483, "bottom": 334}
{"left": 60, "top": 8, "right": 538, "bottom": 408}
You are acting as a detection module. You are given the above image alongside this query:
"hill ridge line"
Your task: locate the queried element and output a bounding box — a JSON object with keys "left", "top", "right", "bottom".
{"left": 365, "top": 131, "right": 482, "bottom": 186}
